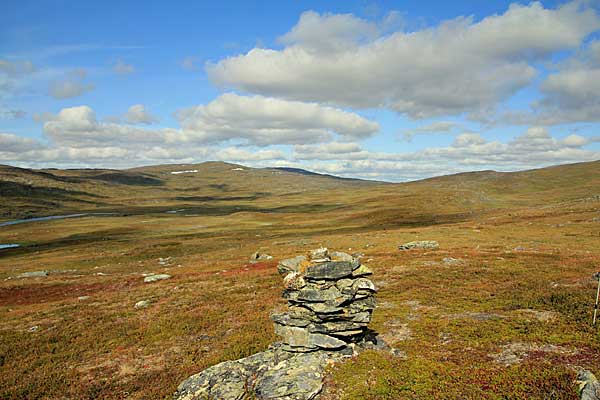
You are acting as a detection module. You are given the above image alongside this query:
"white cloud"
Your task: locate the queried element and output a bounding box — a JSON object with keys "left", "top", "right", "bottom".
{"left": 124, "top": 104, "right": 159, "bottom": 124}
{"left": 0, "top": 108, "right": 27, "bottom": 119}
{"left": 208, "top": 2, "right": 599, "bottom": 119}
{"left": 113, "top": 59, "right": 135, "bottom": 75}
{"left": 562, "top": 133, "right": 589, "bottom": 147}
{"left": 0, "top": 59, "right": 36, "bottom": 99}
{"left": 401, "top": 121, "right": 461, "bottom": 140}
{"left": 49, "top": 79, "right": 95, "bottom": 99}
{"left": 0, "top": 133, "right": 45, "bottom": 153}
{"left": 41, "top": 97, "right": 377, "bottom": 150}
{"left": 214, "top": 147, "right": 286, "bottom": 161}
{"left": 290, "top": 127, "right": 600, "bottom": 180}
{"left": 536, "top": 39, "right": 600, "bottom": 123}
{"left": 452, "top": 132, "right": 486, "bottom": 147}
{"left": 43, "top": 106, "right": 174, "bottom": 147}
{"left": 48, "top": 69, "right": 94, "bottom": 99}
{"left": 176, "top": 93, "right": 379, "bottom": 145}
{"left": 278, "top": 11, "right": 378, "bottom": 53}
{"left": 296, "top": 142, "right": 362, "bottom": 154}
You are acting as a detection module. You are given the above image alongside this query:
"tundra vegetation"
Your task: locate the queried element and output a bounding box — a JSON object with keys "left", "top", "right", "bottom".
{"left": 0, "top": 160, "right": 599, "bottom": 399}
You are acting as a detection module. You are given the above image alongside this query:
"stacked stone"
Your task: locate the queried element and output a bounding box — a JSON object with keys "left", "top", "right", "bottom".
{"left": 271, "top": 248, "right": 376, "bottom": 353}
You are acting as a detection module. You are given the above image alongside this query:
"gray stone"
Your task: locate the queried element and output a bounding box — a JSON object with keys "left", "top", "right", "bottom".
{"left": 301, "top": 301, "right": 344, "bottom": 314}
{"left": 398, "top": 240, "right": 439, "bottom": 250}
{"left": 304, "top": 260, "right": 359, "bottom": 280}
{"left": 283, "top": 272, "right": 306, "bottom": 290}
{"left": 309, "top": 248, "right": 329, "bottom": 261}
{"left": 134, "top": 300, "right": 151, "bottom": 309}
{"left": 143, "top": 273, "right": 171, "bottom": 283}
{"left": 351, "top": 264, "right": 373, "bottom": 277}
{"left": 351, "top": 278, "right": 376, "bottom": 292}
{"left": 17, "top": 270, "right": 48, "bottom": 278}
{"left": 308, "top": 333, "right": 347, "bottom": 349}
{"left": 297, "top": 285, "right": 342, "bottom": 302}
{"left": 250, "top": 252, "right": 273, "bottom": 263}
{"left": 174, "top": 347, "right": 342, "bottom": 400}
{"left": 278, "top": 256, "right": 307, "bottom": 276}
{"left": 274, "top": 325, "right": 317, "bottom": 349}
{"left": 329, "top": 251, "right": 353, "bottom": 262}
{"left": 576, "top": 370, "right": 600, "bottom": 400}
{"left": 335, "top": 278, "right": 354, "bottom": 291}
{"left": 443, "top": 257, "right": 462, "bottom": 265}
{"left": 308, "top": 320, "right": 367, "bottom": 334}
{"left": 271, "top": 312, "right": 311, "bottom": 328}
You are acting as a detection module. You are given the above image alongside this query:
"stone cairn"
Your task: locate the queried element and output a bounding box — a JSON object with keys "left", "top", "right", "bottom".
{"left": 174, "top": 248, "right": 379, "bottom": 400}
{"left": 272, "top": 248, "right": 376, "bottom": 353}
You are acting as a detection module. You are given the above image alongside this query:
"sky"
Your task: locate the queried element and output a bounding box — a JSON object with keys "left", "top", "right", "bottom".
{"left": 1, "top": 0, "right": 600, "bottom": 181}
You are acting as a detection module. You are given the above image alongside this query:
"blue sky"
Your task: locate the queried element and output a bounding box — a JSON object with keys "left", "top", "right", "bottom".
{"left": 1, "top": 0, "right": 600, "bottom": 181}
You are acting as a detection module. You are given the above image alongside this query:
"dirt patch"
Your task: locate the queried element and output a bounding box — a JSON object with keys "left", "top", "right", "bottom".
{"left": 380, "top": 319, "right": 412, "bottom": 344}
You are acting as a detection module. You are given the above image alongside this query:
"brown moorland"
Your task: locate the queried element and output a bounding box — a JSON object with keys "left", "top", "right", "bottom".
{"left": 0, "top": 160, "right": 599, "bottom": 399}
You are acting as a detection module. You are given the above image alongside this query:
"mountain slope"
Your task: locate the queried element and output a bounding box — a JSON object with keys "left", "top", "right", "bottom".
{"left": 0, "top": 160, "right": 598, "bottom": 221}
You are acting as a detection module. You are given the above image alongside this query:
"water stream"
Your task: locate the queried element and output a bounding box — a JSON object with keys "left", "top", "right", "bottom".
{"left": 0, "top": 213, "right": 116, "bottom": 228}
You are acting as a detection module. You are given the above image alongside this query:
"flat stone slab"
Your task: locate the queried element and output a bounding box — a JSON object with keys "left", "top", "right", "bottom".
{"left": 304, "top": 260, "right": 359, "bottom": 280}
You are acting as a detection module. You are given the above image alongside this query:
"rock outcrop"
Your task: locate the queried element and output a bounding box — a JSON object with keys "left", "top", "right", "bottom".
{"left": 174, "top": 248, "right": 383, "bottom": 400}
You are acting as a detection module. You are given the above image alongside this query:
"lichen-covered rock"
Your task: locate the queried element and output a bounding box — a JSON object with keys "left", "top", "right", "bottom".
{"left": 576, "top": 370, "right": 600, "bottom": 400}
{"left": 303, "top": 260, "right": 359, "bottom": 280}
{"left": 174, "top": 347, "right": 342, "bottom": 400}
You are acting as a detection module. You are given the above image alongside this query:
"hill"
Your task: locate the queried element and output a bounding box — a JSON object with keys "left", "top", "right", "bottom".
{"left": 1, "top": 160, "right": 599, "bottom": 222}
{"left": 0, "top": 160, "right": 599, "bottom": 399}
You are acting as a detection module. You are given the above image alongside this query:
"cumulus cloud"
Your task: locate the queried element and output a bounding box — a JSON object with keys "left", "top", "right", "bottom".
{"left": 176, "top": 93, "right": 379, "bottom": 145}
{"left": 42, "top": 96, "right": 376, "bottom": 150}
{"left": 0, "top": 133, "right": 45, "bottom": 153}
{"left": 208, "top": 2, "right": 599, "bottom": 119}
{"left": 290, "top": 127, "right": 600, "bottom": 180}
{"left": 214, "top": 147, "right": 286, "bottom": 161}
{"left": 48, "top": 69, "right": 94, "bottom": 99}
{"left": 278, "top": 11, "right": 379, "bottom": 53}
{"left": 533, "top": 40, "right": 600, "bottom": 124}
{"left": 124, "top": 104, "right": 159, "bottom": 124}
{"left": 113, "top": 59, "right": 135, "bottom": 75}
{"left": 401, "top": 121, "right": 462, "bottom": 141}
{"left": 49, "top": 80, "right": 95, "bottom": 99}
{"left": 0, "top": 59, "right": 36, "bottom": 99}
{"left": 43, "top": 106, "right": 174, "bottom": 147}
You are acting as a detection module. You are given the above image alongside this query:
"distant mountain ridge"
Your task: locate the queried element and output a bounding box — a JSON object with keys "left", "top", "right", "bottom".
{"left": 1, "top": 159, "right": 599, "bottom": 221}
